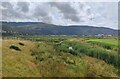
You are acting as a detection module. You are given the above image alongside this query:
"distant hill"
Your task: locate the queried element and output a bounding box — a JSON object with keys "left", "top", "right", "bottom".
{"left": 2, "top": 22, "right": 118, "bottom": 36}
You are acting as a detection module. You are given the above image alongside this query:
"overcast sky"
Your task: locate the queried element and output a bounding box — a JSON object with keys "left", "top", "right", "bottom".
{"left": 0, "top": 0, "right": 119, "bottom": 29}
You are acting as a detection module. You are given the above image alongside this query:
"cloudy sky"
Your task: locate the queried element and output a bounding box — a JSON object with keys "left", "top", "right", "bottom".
{"left": 0, "top": 0, "right": 118, "bottom": 29}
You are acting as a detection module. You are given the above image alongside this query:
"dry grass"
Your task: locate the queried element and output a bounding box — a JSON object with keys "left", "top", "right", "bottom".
{"left": 2, "top": 39, "right": 41, "bottom": 77}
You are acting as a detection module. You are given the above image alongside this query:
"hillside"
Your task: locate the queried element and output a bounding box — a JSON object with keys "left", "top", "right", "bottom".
{"left": 2, "top": 22, "right": 118, "bottom": 36}
{"left": 2, "top": 38, "right": 119, "bottom": 77}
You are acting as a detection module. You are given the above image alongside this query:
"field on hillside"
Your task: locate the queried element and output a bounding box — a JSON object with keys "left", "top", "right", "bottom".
{"left": 2, "top": 36, "right": 120, "bottom": 77}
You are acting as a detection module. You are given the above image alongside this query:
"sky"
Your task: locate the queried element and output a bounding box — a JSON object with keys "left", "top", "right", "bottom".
{"left": 0, "top": 0, "right": 119, "bottom": 29}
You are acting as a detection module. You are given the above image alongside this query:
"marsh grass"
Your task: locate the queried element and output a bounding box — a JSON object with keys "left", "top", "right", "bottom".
{"left": 55, "top": 41, "right": 119, "bottom": 67}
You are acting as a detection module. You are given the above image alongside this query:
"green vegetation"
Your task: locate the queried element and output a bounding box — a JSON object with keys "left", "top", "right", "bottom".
{"left": 55, "top": 41, "right": 118, "bottom": 67}
{"left": 87, "top": 39, "right": 118, "bottom": 46}
{"left": 2, "top": 36, "right": 120, "bottom": 77}
{"left": 86, "top": 39, "right": 118, "bottom": 51}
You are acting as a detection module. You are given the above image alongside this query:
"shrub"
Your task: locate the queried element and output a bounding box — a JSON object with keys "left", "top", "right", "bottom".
{"left": 9, "top": 45, "right": 21, "bottom": 51}
{"left": 19, "top": 42, "right": 24, "bottom": 46}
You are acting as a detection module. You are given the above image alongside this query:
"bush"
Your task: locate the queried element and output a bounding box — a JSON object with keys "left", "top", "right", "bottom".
{"left": 19, "top": 42, "right": 24, "bottom": 46}
{"left": 9, "top": 45, "right": 21, "bottom": 51}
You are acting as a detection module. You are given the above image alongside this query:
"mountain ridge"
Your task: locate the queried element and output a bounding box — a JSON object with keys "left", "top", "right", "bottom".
{"left": 2, "top": 22, "right": 118, "bottom": 36}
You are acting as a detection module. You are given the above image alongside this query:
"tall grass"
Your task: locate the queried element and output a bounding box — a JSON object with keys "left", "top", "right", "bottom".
{"left": 55, "top": 41, "right": 119, "bottom": 67}
{"left": 88, "top": 41, "right": 112, "bottom": 49}
{"left": 87, "top": 41, "right": 117, "bottom": 51}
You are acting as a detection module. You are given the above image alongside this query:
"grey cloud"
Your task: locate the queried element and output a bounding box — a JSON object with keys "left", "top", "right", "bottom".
{"left": 17, "top": 2, "right": 30, "bottom": 13}
{"left": 2, "top": 2, "right": 16, "bottom": 20}
{"left": 118, "top": 2, "right": 120, "bottom": 21}
{"left": 79, "top": 3, "right": 84, "bottom": 9}
{"left": 64, "top": 13, "right": 79, "bottom": 22}
{"left": 42, "top": 16, "right": 52, "bottom": 24}
{"left": 2, "top": 2, "right": 13, "bottom": 9}
{"left": 79, "top": 3, "right": 93, "bottom": 21}
{"left": 49, "top": 2, "right": 80, "bottom": 22}
{"left": 33, "top": 3, "right": 52, "bottom": 23}
{"left": 86, "top": 8, "right": 91, "bottom": 15}
{"left": 118, "top": 2, "right": 120, "bottom": 29}
{"left": 33, "top": 5, "right": 48, "bottom": 17}
{"left": 86, "top": 8, "right": 94, "bottom": 20}
{"left": 1, "top": 2, "right": 29, "bottom": 21}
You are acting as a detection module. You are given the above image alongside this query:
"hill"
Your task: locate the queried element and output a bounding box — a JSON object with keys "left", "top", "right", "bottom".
{"left": 2, "top": 22, "right": 118, "bottom": 36}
